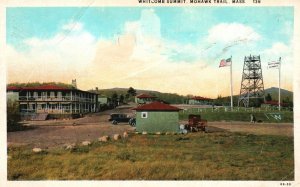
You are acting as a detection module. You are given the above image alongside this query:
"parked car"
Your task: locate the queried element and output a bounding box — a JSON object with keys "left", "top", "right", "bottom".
{"left": 128, "top": 118, "right": 136, "bottom": 127}
{"left": 108, "top": 113, "right": 135, "bottom": 126}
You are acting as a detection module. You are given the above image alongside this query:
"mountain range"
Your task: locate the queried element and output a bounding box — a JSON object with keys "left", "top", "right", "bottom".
{"left": 93, "top": 86, "right": 293, "bottom": 102}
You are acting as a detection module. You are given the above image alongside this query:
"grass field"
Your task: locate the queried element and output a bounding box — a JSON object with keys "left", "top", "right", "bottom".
{"left": 8, "top": 132, "right": 294, "bottom": 180}
{"left": 179, "top": 108, "right": 293, "bottom": 123}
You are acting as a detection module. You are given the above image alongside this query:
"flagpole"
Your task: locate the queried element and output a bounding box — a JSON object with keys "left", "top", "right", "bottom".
{"left": 230, "top": 56, "right": 233, "bottom": 111}
{"left": 279, "top": 57, "right": 281, "bottom": 111}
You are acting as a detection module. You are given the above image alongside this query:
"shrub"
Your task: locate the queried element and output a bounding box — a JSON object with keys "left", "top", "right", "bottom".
{"left": 7, "top": 100, "right": 22, "bottom": 132}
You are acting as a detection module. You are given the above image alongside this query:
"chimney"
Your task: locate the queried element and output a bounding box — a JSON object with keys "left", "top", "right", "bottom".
{"left": 72, "top": 79, "right": 77, "bottom": 88}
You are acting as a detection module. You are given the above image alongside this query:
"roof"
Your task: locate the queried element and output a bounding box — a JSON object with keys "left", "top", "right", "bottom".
{"left": 7, "top": 85, "right": 97, "bottom": 95}
{"left": 7, "top": 86, "right": 20, "bottom": 90}
{"left": 264, "top": 101, "right": 288, "bottom": 106}
{"left": 132, "top": 101, "right": 181, "bottom": 111}
{"left": 136, "top": 93, "right": 156, "bottom": 99}
{"left": 190, "top": 96, "right": 211, "bottom": 101}
{"left": 7, "top": 85, "right": 71, "bottom": 91}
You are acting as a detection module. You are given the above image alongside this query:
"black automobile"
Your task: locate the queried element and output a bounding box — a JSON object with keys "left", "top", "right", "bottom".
{"left": 128, "top": 118, "right": 136, "bottom": 127}
{"left": 108, "top": 113, "right": 136, "bottom": 126}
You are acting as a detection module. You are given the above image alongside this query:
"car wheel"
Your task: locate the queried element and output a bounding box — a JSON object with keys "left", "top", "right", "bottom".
{"left": 112, "top": 120, "right": 118, "bottom": 125}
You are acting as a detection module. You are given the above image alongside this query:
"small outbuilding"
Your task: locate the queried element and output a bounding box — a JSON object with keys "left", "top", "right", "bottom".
{"left": 132, "top": 101, "right": 182, "bottom": 133}
{"left": 135, "top": 93, "right": 156, "bottom": 104}
{"left": 188, "top": 96, "right": 212, "bottom": 105}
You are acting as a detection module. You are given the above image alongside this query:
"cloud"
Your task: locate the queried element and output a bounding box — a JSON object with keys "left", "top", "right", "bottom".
{"left": 7, "top": 21, "right": 97, "bottom": 86}
{"left": 7, "top": 10, "right": 293, "bottom": 97}
{"left": 123, "top": 9, "right": 164, "bottom": 62}
{"left": 89, "top": 36, "right": 226, "bottom": 96}
{"left": 281, "top": 21, "right": 293, "bottom": 38}
{"left": 207, "top": 23, "right": 261, "bottom": 44}
{"left": 261, "top": 42, "right": 293, "bottom": 91}
{"left": 86, "top": 10, "right": 235, "bottom": 96}
{"left": 263, "top": 42, "right": 291, "bottom": 57}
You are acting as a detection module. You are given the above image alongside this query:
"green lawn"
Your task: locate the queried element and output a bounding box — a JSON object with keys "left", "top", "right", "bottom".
{"left": 179, "top": 109, "right": 293, "bottom": 123}
{"left": 8, "top": 132, "right": 294, "bottom": 180}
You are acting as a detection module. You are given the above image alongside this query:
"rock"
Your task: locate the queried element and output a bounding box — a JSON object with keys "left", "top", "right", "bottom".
{"left": 64, "top": 143, "right": 76, "bottom": 150}
{"left": 155, "top": 132, "right": 161, "bottom": 135}
{"left": 135, "top": 132, "right": 139, "bottom": 134}
{"left": 82, "top": 141, "right": 91, "bottom": 146}
{"left": 123, "top": 132, "right": 129, "bottom": 138}
{"left": 113, "top": 134, "right": 121, "bottom": 140}
{"left": 98, "top": 136, "right": 110, "bottom": 142}
{"left": 142, "top": 131, "right": 147, "bottom": 135}
{"left": 165, "top": 132, "right": 171, "bottom": 135}
{"left": 32, "top": 148, "right": 42, "bottom": 153}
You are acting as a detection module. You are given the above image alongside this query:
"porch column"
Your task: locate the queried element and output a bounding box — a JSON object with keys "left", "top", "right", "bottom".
{"left": 70, "top": 91, "right": 73, "bottom": 113}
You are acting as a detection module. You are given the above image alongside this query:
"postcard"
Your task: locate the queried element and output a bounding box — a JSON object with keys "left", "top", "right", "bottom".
{"left": 1, "top": 0, "right": 299, "bottom": 187}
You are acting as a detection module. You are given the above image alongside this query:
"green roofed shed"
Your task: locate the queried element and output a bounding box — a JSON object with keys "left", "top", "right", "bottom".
{"left": 132, "top": 101, "right": 182, "bottom": 133}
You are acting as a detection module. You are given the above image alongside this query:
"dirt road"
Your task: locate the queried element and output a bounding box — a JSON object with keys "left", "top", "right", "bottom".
{"left": 8, "top": 105, "right": 293, "bottom": 148}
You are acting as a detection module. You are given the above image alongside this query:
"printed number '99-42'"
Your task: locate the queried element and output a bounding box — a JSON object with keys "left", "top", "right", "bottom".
{"left": 280, "top": 183, "right": 291, "bottom": 186}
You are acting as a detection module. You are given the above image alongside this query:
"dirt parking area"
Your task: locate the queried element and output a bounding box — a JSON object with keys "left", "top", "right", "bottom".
{"left": 7, "top": 107, "right": 135, "bottom": 148}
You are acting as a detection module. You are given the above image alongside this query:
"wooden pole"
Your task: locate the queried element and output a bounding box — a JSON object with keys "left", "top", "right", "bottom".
{"left": 278, "top": 57, "right": 281, "bottom": 111}
{"left": 230, "top": 56, "right": 233, "bottom": 111}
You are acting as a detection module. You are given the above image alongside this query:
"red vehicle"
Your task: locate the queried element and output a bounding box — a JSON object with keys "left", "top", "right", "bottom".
{"left": 186, "top": 114, "right": 207, "bottom": 132}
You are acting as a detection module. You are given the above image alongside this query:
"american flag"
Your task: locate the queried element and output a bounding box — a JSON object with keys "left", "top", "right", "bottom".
{"left": 219, "top": 57, "right": 232, "bottom": 67}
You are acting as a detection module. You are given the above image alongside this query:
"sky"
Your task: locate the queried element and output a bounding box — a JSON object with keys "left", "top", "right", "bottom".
{"left": 6, "top": 7, "right": 294, "bottom": 97}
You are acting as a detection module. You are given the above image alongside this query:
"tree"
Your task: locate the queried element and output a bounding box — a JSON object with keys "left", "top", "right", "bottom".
{"left": 119, "top": 94, "right": 124, "bottom": 104}
{"left": 7, "top": 100, "right": 21, "bottom": 132}
{"left": 111, "top": 93, "right": 119, "bottom": 107}
{"left": 265, "top": 93, "right": 272, "bottom": 101}
{"left": 283, "top": 96, "right": 293, "bottom": 108}
{"left": 251, "top": 98, "right": 264, "bottom": 107}
{"left": 127, "top": 87, "right": 137, "bottom": 96}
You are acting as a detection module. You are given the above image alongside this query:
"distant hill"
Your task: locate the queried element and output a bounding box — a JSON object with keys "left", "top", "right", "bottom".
{"left": 99, "top": 87, "right": 161, "bottom": 95}
{"left": 203, "top": 87, "right": 293, "bottom": 107}
{"left": 90, "top": 87, "right": 188, "bottom": 104}
{"left": 227, "top": 87, "right": 293, "bottom": 100}
{"left": 93, "top": 86, "right": 294, "bottom": 104}
{"left": 264, "top": 87, "right": 293, "bottom": 101}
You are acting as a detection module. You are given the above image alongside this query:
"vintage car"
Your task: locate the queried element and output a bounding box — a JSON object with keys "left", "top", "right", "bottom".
{"left": 108, "top": 113, "right": 136, "bottom": 126}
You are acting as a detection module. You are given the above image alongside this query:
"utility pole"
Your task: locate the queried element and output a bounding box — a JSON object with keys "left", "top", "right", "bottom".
{"left": 278, "top": 57, "right": 281, "bottom": 111}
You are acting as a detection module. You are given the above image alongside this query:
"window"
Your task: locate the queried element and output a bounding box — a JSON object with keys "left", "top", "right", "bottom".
{"left": 42, "top": 92, "right": 47, "bottom": 98}
{"left": 37, "top": 104, "right": 42, "bottom": 110}
{"left": 33, "top": 92, "right": 38, "bottom": 98}
{"left": 141, "top": 112, "right": 148, "bottom": 118}
{"left": 57, "top": 92, "right": 62, "bottom": 99}
{"left": 50, "top": 92, "right": 55, "bottom": 98}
